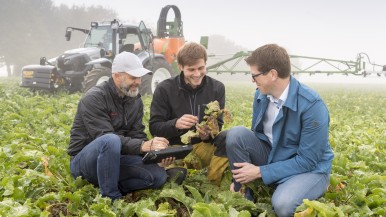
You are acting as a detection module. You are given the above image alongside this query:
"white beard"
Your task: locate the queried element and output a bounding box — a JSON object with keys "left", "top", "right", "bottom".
{"left": 120, "top": 86, "right": 139, "bottom": 97}
{"left": 120, "top": 79, "right": 139, "bottom": 97}
{"left": 126, "top": 88, "right": 139, "bottom": 97}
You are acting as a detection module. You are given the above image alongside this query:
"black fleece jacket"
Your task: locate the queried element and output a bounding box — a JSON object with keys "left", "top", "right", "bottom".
{"left": 67, "top": 78, "right": 147, "bottom": 157}
{"left": 149, "top": 73, "right": 225, "bottom": 145}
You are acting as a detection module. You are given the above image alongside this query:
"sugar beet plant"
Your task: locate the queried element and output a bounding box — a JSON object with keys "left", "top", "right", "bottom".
{"left": 0, "top": 78, "right": 385, "bottom": 216}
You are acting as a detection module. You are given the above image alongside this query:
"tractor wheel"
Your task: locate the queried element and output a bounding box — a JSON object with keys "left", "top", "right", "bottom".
{"left": 140, "top": 58, "right": 176, "bottom": 95}
{"left": 82, "top": 67, "right": 111, "bottom": 93}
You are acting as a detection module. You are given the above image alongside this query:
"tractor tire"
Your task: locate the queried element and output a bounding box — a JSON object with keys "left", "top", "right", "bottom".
{"left": 82, "top": 67, "right": 111, "bottom": 93}
{"left": 140, "top": 58, "right": 176, "bottom": 95}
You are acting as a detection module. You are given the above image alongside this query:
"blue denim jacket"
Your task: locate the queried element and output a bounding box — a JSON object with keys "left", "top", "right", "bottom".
{"left": 253, "top": 76, "right": 334, "bottom": 185}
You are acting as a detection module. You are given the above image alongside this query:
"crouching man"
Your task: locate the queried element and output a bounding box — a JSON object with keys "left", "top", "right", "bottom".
{"left": 68, "top": 52, "right": 174, "bottom": 200}
{"left": 226, "top": 44, "right": 334, "bottom": 216}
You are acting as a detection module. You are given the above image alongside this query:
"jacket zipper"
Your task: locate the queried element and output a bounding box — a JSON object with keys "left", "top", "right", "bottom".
{"left": 189, "top": 93, "right": 197, "bottom": 116}
{"left": 123, "top": 101, "right": 127, "bottom": 126}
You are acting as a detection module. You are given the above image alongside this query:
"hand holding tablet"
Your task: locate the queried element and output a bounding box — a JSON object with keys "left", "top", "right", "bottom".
{"left": 142, "top": 145, "right": 193, "bottom": 164}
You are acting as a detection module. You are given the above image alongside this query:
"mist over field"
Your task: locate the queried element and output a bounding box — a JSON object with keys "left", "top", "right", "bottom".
{"left": 2, "top": 0, "right": 386, "bottom": 86}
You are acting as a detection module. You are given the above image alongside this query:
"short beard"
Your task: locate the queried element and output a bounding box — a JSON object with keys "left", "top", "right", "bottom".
{"left": 120, "top": 86, "right": 139, "bottom": 97}
{"left": 120, "top": 79, "right": 139, "bottom": 97}
{"left": 126, "top": 88, "right": 139, "bottom": 97}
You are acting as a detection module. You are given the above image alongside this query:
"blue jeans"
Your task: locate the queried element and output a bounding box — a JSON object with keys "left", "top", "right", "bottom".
{"left": 70, "top": 134, "right": 167, "bottom": 200}
{"left": 226, "top": 126, "right": 330, "bottom": 217}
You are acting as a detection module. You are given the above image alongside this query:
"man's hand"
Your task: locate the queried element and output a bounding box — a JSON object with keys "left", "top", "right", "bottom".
{"left": 229, "top": 182, "right": 236, "bottom": 192}
{"left": 158, "top": 157, "right": 175, "bottom": 167}
{"left": 231, "top": 162, "right": 261, "bottom": 184}
{"left": 175, "top": 114, "right": 198, "bottom": 129}
{"left": 196, "top": 124, "right": 211, "bottom": 140}
{"left": 141, "top": 137, "right": 169, "bottom": 152}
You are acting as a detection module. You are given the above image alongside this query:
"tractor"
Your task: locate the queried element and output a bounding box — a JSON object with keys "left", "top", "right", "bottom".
{"left": 20, "top": 5, "right": 185, "bottom": 95}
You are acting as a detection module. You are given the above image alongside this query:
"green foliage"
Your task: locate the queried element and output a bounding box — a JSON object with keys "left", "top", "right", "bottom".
{"left": 0, "top": 78, "right": 386, "bottom": 216}
{"left": 159, "top": 186, "right": 196, "bottom": 209}
{"left": 180, "top": 100, "right": 231, "bottom": 144}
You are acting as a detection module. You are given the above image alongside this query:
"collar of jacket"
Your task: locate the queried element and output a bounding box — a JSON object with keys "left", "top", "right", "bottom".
{"left": 256, "top": 76, "right": 299, "bottom": 112}
{"left": 107, "top": 77, "right": 141, "bottom": 102}
{"left": 177, "top": 72, "right": 207, "bottom": 94}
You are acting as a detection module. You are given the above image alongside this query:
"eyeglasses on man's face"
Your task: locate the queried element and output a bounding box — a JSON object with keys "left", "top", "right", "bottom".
{"left": 251, "top": 69, "right": 274, "bottom": 80}
{"left": 251, "top": 72, "right": 265, "bottom": 80}
{"left": 252, "top": 71, "right": 271, "bottom": 80}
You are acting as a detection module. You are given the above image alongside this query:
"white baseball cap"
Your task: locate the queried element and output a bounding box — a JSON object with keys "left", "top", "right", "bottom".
{"left": 111, "top": 51, "right": 151, "bottom": 77}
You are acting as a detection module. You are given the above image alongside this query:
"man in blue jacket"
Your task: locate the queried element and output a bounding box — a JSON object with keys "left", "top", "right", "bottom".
{"left": 226, "top": 44, "right": 334, "bottom": 217}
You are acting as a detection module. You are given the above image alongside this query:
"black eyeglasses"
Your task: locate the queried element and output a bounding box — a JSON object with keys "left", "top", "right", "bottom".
{"left": 251, "top": 72, "right": 266, "bottom": 80}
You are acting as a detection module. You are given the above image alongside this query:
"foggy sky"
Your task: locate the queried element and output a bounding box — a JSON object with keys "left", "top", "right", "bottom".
{"left": 2, "top": 0, "right": 386, "bottom": 83}
{"left": 51, "top": 0, "right": 386, "bottom": 66}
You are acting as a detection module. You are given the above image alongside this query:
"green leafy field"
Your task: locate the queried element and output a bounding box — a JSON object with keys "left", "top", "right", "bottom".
{"left": 0, "top": 78, "right": 385, "bottom": 216}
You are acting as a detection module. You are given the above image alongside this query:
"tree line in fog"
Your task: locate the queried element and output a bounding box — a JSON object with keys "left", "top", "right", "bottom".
{"left": 0, "top": 0, "right": 248, "bottom": 77}
{"left": 0, "top": 0, "right": 117, "bottom": 76}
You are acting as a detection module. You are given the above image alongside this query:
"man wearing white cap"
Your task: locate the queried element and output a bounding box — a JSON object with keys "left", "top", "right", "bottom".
{"left": 68, "top": 52, "right": 173, "bottom": 200}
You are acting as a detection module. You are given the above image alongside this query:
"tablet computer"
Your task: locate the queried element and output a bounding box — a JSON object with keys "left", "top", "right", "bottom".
{"left": 142, "top": 145, "right": 193, "bottom": 164}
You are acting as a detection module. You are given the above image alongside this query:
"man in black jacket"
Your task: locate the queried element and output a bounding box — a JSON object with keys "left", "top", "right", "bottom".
{"left": 68, "top": 52, "right": 174, "bottom": 200}
{"left": 149, "top": 42, "right": 228, "bottom": 184}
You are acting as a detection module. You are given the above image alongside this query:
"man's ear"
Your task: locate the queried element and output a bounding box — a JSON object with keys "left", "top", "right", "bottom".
{"left": 178, "top": 64, "right": 183, "bottom": 72}
{"left": 270, "top": 69, "right": 279, "bottom": 79}
{"left": 267, "top": 69, "right": 279, "bottom": 81}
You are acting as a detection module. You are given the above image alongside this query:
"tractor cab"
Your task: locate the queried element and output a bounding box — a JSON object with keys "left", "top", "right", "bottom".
{"left": 20, "top": 5, "right": 184, "bottom": 94}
